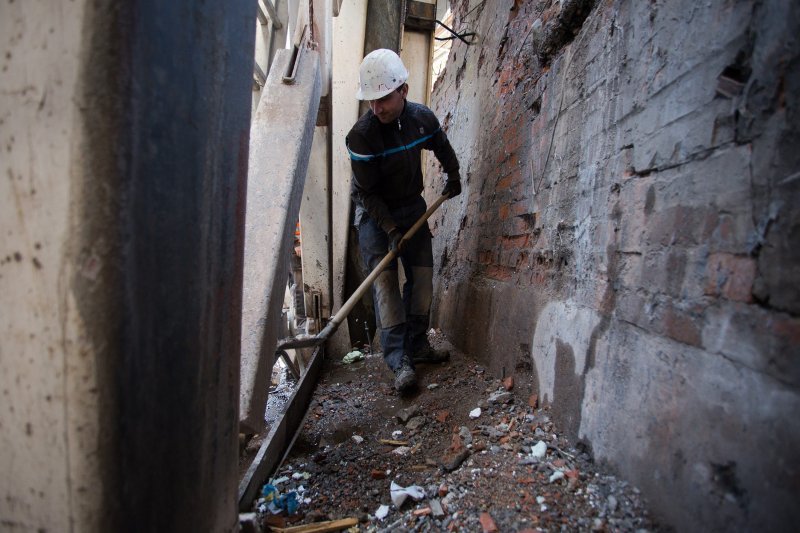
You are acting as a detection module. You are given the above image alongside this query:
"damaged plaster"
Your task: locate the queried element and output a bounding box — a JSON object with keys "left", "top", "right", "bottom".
{"left": 428, "top": 0, "right": 800, "bottom": 530}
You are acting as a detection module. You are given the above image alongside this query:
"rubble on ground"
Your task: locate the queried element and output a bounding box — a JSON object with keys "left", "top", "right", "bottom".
{"left": 246, "top": 333, "right": 663, "bottom": 532}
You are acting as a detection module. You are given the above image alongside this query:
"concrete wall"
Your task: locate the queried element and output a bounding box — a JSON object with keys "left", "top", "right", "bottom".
{"left": 1, "top": 1, "right": 254, "bottom": 530}
{"left": 429, "top": 0, "right": 799, "bottom": 530}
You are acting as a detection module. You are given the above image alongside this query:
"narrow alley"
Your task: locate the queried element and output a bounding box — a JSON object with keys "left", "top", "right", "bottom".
{"left": 1, "top": 0, "right": 798, "bottom": 532}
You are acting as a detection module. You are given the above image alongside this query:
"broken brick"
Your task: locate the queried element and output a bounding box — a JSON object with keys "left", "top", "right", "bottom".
{"left": 441, "top": 449, "right": 470, "bottom": 472}
{"left": 480, "top": 512, "right": 499, "bottom": 532}
{"left": 449, "top": 433, "right": 464, "bottom": 452}
{"left": 436, "top": 410, "right": 450, "bottom": 423}
{"left": 502, "top": 376, "right": 514, "bottom": 390}
{"left": 529, "top": 394, "right": 539, "bottom": 408}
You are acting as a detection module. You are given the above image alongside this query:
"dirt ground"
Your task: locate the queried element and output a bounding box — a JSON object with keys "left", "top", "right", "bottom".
{"left": 242, "top": 332, "right": 665, "bottom": 532}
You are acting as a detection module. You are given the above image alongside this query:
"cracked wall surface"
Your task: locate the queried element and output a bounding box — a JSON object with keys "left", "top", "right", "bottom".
{"left": 426, "top": 0, "right": 799, "bottom": 530}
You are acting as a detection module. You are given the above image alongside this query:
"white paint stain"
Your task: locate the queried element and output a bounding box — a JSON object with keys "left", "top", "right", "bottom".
{"left": 531, "top": 301, "right": 601, "bottom": 403}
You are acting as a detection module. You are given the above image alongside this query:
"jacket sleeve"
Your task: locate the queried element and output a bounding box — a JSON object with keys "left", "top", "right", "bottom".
{"left": 425, "top": 113, "right": 460, "bottom": 183}
{"left": 346, "top": 131, "right": 398, "bottom": 234}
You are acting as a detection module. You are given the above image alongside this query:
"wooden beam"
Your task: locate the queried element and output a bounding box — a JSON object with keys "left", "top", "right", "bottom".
{"left": 238, "top": 346, "right": 323, "bottom": 511}
{"left": 269, "top": 517, "right": 359, "bottom": 533}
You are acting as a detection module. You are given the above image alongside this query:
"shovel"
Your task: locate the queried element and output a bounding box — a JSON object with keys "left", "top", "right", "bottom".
{"left": 276, "top": 194, "right": 449, "bottom": 352}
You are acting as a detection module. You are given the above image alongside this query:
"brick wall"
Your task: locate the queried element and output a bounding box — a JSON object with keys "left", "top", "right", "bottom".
{"left": 425, "top": 0, "right": 800, "bottom": 530}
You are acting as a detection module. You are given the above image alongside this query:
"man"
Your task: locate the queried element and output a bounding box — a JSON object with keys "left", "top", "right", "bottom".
{"left": 346, "top": 49, "right": 461, "bottom": 393}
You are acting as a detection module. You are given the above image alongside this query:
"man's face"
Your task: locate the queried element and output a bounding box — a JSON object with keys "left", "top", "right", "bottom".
{"left": 369, "top": 84, "right": 408, "bottom": 124}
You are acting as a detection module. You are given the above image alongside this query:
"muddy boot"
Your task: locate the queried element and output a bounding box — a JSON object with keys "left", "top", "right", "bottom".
{"left": 394, "top": 360, "right": 418, "bottom": 393}
{"left": 411, "top": 344, "right": 450, "bottom": 365}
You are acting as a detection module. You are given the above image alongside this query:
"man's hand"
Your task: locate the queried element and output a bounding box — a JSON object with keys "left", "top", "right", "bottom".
{"left": 388, "top": 228, "right": 407, "bottom": 254}
{"left": 442, "top": 179, "right": 461, "bottom": 199}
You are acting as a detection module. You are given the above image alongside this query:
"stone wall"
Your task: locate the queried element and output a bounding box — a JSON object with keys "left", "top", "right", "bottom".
{"left": 426, "top": 0, "right": 799, "bottom": 530}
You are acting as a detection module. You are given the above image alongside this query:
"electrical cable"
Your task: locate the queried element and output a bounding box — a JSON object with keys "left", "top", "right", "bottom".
{"left": 435, "top": 19, "right": 476, "bottom": 45}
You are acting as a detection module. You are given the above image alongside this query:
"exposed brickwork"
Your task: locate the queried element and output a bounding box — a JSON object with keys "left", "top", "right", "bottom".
{"left": 705, "top": 252, "right": 757, "bottom": 303}
{"left": 426, "top": 0, "right": 800, "bottom": 530}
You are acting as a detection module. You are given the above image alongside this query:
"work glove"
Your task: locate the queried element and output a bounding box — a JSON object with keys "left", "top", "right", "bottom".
{"left": 388, "top": 228, "right": 407, "bottom": 254}
{"left": 442, "top": 179, "right": 461, "bottom": 199}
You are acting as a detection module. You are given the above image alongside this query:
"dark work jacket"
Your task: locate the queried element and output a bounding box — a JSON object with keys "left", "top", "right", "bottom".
{"left": 346, "top": 100, "right": 460, "bottom": 234}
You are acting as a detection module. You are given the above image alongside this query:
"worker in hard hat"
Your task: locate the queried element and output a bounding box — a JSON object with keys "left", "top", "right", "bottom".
{"left": 346, "top": 48, "right": 461, "bottom": 394}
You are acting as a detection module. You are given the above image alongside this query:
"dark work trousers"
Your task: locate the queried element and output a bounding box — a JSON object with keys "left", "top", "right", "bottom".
{"left": 357, "top": 195, "right": 434, "bottom": 372}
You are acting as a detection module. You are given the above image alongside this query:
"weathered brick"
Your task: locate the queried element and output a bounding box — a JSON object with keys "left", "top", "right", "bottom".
{"left": 704, "top": 253, "right": 756, "bottom": 303}
{"left": 501, "top": 234, "right": 529, "bottom": 250}
{"left": 496, "top": 174, "right": 513, "bottom": 190}
{"left": 646, "top": 205, "right": 718, "bottom": 247}
{"left": 511, "top": 200, "right": 533, "bottom": 217}
{"left": 477, "top": 249, "right": 494, "bottom": 265}
{"left": 486, "top": 264, "right": 514, "bottom": 281}
{"left": 506, "top": 216, "right": 533, "bottom": 236}
{"left": 660, "top": 303, "right": 702, "bottom": 347}
{"left": 498, "top": 204, "right": 510, "bottom": 220}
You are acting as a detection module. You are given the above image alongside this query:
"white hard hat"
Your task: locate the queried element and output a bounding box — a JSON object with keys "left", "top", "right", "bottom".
{"left": 356, "top": 49, "right": 409, "bottom": 100}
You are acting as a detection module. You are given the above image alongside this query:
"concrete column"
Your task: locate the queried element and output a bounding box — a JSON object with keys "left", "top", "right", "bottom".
{"left": 329, "top": 0, "right": 368, "bottom": 356}
{"left": 300, "top": 126, "right": 332, "bottom": 329}
{"left": 239, "top": 48, "right": 322, "bottom": 434}
{"left": 297, "top": 0, "right": 333, "bottom": 334}
{"left": 1, "top": 2, "right": 91, "bottom": 529}
{"left": 400, "top": 0, "right": 437, "bottom": 216}
{"left": 312, "top": 0, "right": 333, "bottom": 97}
{"left": 401, "top": 29, "right": 434, "bottom": 106}
{"left": 1, "top": 1, "right": 254, "bottom": 530}
{"left": 400, "top": 0, "right": 436, "bottom": 106}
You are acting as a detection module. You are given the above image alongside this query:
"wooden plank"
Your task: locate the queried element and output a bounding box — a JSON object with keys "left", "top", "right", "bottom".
{"left": 269, "top": 517, "right": 359, "bottom": 533}
{"left": 378, "top": 439, "right": 409, "bottom": 446}
{"left": 238, "top": 346, "right": 324, "bottom": 511}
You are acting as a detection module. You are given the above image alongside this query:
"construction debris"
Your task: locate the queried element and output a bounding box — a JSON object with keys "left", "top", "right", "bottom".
{"left": 268, "top": 517, "right": 358, "bottom": 533}
{"left": 244, "top": 338, "right": 661, "bottom": 531}
{"left": 389, "top": 481, "right": 425, "bottom": 508}
{"left": 342, "top": 350, "right": 365, "bottom": 364}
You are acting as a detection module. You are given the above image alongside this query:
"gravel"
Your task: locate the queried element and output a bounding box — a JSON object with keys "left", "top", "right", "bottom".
{"left": 244, "top": 331, "right": 665, "bottom": 532}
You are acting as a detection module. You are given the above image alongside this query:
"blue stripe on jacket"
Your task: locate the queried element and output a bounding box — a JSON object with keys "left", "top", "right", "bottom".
{"left": 347, "top": 128, "right": 440, "bottom": 161}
